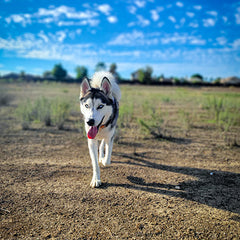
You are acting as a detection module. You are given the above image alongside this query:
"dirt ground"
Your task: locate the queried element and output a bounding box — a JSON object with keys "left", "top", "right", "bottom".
{"left": 0, "top": 83, "right": 240, "bottom": 239}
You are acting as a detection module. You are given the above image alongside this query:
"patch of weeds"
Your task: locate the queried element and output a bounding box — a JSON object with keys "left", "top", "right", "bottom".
{"left": 16, "top": 99, "right": 33, "bottom": 130}
{"left": 138, "top": 101, "right": 166, "bottom": 139}
{"left": 118, "top": 103, "right": 134, "bottom": 128}
{"left": 203, "top": 96, "right": 240, "bottom": 146}
{"left": 0, "top": 93, "right": 13, "bottom": 106}
{"left": 204, "top": 96, "right": 224, "bottom": 124}
{"left": 161, "top": 96, "right": 171, "bottom": 104}
{"left": 51, "top": 98, "right": 71, "bottom": 130}
{"left": 33, "top": 97, "right": 52, "bottom": 126}
{"left": 62, "top": 89, "right": 69, "bottom": 93}
{"left": 178, "top": 109, "right": 192, "bottom": 133}
{"left": 203, "top": 96, "right": 239, "bottom": 129}
{"left": 16, "top": 97, "right": 71, "bottom": 130}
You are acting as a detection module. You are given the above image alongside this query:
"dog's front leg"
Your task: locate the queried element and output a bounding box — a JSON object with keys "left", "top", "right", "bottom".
{"left": 99, "top": 139, "right": 105, "bottom": 162}
{"left": 100, "top": 137, "right": 113, "bottom": 166}
{"left": 88, "top": 139, "right": 101, "bottom": 187}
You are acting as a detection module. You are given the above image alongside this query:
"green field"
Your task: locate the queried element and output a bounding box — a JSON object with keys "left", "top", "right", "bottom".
{"left": 1, "top": 82, "right": 240, "bottom": 239}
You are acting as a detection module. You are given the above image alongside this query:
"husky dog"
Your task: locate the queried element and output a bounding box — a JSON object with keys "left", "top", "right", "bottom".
{"left": 80, "top": 72, "right": 121, "bottom": 187}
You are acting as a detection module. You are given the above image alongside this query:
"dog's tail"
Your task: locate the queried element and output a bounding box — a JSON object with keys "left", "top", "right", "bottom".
{"left": 91, "top": 71, "right": 121, "bottom": 102}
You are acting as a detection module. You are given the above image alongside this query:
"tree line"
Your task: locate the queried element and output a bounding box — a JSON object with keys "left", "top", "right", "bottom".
{"left": 43, "top": 62, "right": 119, "bottom": 82}
{"left": 2, "top": 61, "right": 239, "bottom": 86}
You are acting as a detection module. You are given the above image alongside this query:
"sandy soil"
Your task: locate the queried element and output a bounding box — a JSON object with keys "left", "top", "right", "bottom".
{"left": 0, "top": 83, "right": 240, "bottom": 239}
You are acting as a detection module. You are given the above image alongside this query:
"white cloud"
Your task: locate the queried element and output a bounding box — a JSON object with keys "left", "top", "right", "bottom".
{"left": 207, "top": 11, "right": 218, "bottom": 17}
{"left": 232, "top": 39, "right": 240, "bottom": 49}
{"left": 128, "top": 6, "right": 137, "bottom": 14}
{"left": 176, "top": 2, "right": 184, "bottom": 8}
{"left": 38, "top": 31, "right": 49, "bottom": 43}
{"left": 150, "top": 10, "right": 159, "bottom": 21}
{"left": 168, "top": 16, "right": 176, "bottom": 23}
{"left": 128, "top": 15, "right": 150, "bottom": 27}
{"left": 5, "top": 14, "right": 32, "bottom": 26}
{"left": 203, "top": 18, "right": 216, "bottom": 27}
{"left": 134, "top": 0, "right": 146, "bottom": 8}
{"left": 160, "top": 33, "right": 206, "bottom": 46}
{"left": 186, "top": 12, "right": 194, "bottom": 18}
{"left": 193, "top": 5, "right": 202, "bottom": 10}
{"left": 107, "top": 16, "right": 118, "bottom": 23}
{"left": 235, "top": 7, "right": 240, "bottom": 24}
{"left": 222, "top": 16, "right": 228, "bottom": 23}
{"left": 216, "top": 37, "right": 227, "bottom": 46}
{"left": 189, "top": 22, "right": 199, "bottom": 28}
{"left": 109, "top": 31, "right": 206, "bottom": 47}
{"left": 108, "top": 30, "right": 158, "bottom": 46}
{"left": 97, "top": 4, "right": 112, "bottom": 15}
{"left": 56, "top": 31, "right": 67, "bottom": 42}
{"left": 5, "top": 5, "right": 101, "bottom": 28}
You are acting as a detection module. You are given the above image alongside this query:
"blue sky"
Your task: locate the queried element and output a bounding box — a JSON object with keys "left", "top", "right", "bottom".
{"left": 1, "top": 0, "right": 240, "bottom": 79}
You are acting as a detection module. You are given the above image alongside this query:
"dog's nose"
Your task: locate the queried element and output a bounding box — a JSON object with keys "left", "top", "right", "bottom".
{"left": 87, "top": 119, "right": 95, "bottom": 126}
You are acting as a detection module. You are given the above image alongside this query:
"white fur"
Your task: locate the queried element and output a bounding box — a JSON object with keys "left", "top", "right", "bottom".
{"left": 80, "top": 71, "right": 120, "bottom": 188}
{"left": 91, "top": 71, "right": 121, "bottom": 102}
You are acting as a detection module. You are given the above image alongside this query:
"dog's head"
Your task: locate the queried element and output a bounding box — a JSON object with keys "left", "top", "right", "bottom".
{"left": 80, "top": 77, "right": 113, "bottom": 139}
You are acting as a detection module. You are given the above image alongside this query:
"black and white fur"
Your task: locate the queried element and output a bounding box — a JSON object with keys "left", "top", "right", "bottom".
{"left": 80, "top": 72, "right": 121, "bottom": 187}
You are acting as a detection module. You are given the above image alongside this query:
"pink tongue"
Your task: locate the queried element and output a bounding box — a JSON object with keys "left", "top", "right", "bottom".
{"left": 87, "top": 126, "right": 98, "bottom": 139}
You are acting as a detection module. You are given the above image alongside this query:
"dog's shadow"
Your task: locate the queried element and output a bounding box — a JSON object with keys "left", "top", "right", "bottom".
{"left": 102, "top": 152, "right": 240, "bottom": 215}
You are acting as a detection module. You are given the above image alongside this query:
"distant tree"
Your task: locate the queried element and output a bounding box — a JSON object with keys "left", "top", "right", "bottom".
{"left": 52, "top": 63, "right": 67, "bottom": 80}
{"left": 191, "top": 73, "right": 203, "bottom": 81}
{"left": 95, "top": 62, "right": 106, "bottom": 72}
{"left": 144, "top": 66, "right": 153, "bottom": 84}
{"left": 43, "top": 71, "right": 52, "bottom": 78}
{"left": 109, "top": 63, "right": 117, "bottom": 74}
{"left": 75, "top": 66, "right": 88, "bottom": 82}
{"left": 137, "top": 69, "right": 145, "bottom": 83}
{"left": 20, "top": 71, "right": 25, "bottom": 78}
{"left": 213, "top": 77, "right": 221, "bottom": 85}
{"left": 135, "top": 66, "right": 153, "bottom": 84}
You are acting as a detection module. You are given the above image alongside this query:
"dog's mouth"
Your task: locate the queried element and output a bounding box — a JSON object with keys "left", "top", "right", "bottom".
{"left": 87, "top": 126, "right": 98, "bottom": 139}
{"left": 87, "top": 117, "right": 104, "bottom": 139}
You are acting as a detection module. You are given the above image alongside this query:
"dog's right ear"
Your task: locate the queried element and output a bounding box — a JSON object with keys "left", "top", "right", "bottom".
{"left": 80, "top": 77, "right": 91, "bottom": 98}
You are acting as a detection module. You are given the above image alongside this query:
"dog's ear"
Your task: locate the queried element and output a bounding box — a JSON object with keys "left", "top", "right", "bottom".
{"left": 80, "top": 77, "right": 91, "bottom": 98}
{"left": 101, "top": 77, "right": 112, "bottom": 97}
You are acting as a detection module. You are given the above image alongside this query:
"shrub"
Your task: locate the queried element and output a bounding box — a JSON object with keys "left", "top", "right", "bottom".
{"left": 0, "top": 93, "right": 13, "bottom": 106}
{"left": 138, "top": 102, "right": 165, "bottom": 138}
{"left": 16, "top": 99, "right": 33, "bottom": 130}
{"left": 33, "top": 97, "right": 52, "bottom": 126}
{"left": 51, "top": 98, "right": 70, "bottom": 130}
{"left": 118, "top": 103, "right": 134, "bottom": 128}
{"left": 16, "top": 97, "right": 71, "bottom": 130}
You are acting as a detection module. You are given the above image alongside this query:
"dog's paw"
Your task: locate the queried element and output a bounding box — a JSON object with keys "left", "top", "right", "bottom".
{"left": 90, "top": 178, "right": 102, "bottom": 188}
{"left": 99, "top": 157, "right": 111, "bottom": 166}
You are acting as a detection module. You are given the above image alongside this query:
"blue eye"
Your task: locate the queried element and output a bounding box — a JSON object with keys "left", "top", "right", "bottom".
{"left": 97, "top": 104, "right": 104, "bottom": 110}
{"left": 85, "top": 104, "right": 89, "bottom": 108}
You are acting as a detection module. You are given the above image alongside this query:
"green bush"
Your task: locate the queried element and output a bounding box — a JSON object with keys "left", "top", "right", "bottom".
{"left": 16, "top": 97, "right": 70, "bottom": 130}
{"left": 203, "top": 96, "right": 239, "bottom": 131}
{"left": 51, "top": 98, "right": 70, "bottom": 130}
{"left": 138, "top": 101, "right": 164, "bottom": 138}
{"left": 16, "top": 99, "right": 33, "bottom": 130}
{"left": 33, "top": 97, "right": 52, "bottom": 126}
{"left": 118, "top": 103, "right": 134, "bottom": 128}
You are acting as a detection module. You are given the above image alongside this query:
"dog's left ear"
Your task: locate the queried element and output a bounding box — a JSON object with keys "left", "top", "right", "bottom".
{"left": 101, "top": 77, "right": 112, "bottom": 97}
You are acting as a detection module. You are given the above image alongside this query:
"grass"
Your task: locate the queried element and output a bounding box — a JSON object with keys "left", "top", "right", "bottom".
{"left": 0, "top": 93, "right": 13, "bottom": 106}
{"left": 3, "top": 82, "right": 239, "bottom": 146}
{"left": 16, "top": 97, "right": 71, "bottom": 130}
